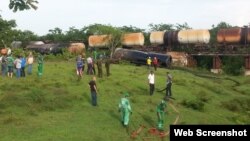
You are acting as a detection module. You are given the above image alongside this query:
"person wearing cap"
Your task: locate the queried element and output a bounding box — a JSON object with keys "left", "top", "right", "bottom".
{"left": 148, "top": 70, "right": 155, "bottom": 96}
{"left": 118, "top": 92, "right": 132, "bottom": 127}
{"left": 156, "top": 100, "right": 167, "bottom": 131}
{"left": 146, "top": 57, "right": 152, "bottom": 69}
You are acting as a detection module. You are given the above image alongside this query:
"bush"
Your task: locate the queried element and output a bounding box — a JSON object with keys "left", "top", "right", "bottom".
{"left": 221, "top": 98, "right": 250, "bottom": 112}
{"left": 222, "top": 56, "right": 244, "bottom": 75}
{"left": 196, "top": 91, "right": 211, "bottom": 103}
{"left": 181, "top": 99, "right": 205, "bottom": 112}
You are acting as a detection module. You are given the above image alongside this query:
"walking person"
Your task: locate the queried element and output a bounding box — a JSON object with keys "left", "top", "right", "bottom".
{"left": 1, "top": 55, "right": 7, "bottom": 76}
{"left": 20, "top": 55, "right": 26, "bottom": 77}
{"left": 88, "top": 76, "right": 98, "bottom": 106}
{"left": 148, "top": 70, "right": 155, "bottom": 96}
{"left": 118, "top": 92, "right": 132, "bottom": 127}
{"left": 7, "top": 54, "right": 14, "bottom": 78}
{"left": 26, "top": 52, "right": 34, "bottom": 75}
{"left": 152, "top": 57, "right": 158, "bottom": 71}
{"left": 37, "top": 54, "right": 44, "bottom": 77}
{"left": 14, "top": 55, "right": 22, "bottom": 78}
{"left": 156, "top": 100, "right": 167, "bottom": 131}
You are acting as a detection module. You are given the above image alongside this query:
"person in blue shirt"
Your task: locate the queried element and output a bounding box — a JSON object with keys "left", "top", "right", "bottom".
{"left": 20, "top": 55, "right": 26, "bottom": 77}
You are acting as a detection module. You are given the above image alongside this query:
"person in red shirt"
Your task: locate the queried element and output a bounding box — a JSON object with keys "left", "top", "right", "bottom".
{"left": 152, "top": 57, "right": 158, "bottom": 71}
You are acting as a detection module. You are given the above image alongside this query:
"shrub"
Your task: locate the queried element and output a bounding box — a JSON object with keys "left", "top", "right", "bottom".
{"left": 221, "top": 98, "right": 250, "bottom": 112}
{"left": 222, "top": 56, "right": 244, "bottom": 76}
{"left": 181, "top": 99, "right": 205, "bottom": 112}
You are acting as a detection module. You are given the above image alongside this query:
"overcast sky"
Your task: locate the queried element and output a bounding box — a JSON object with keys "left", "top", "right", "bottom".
{"left": 0, "top": 0, "right": 249, "bottom": 35}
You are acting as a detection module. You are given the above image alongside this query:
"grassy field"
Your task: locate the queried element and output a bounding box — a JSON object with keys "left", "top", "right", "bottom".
{"left": 0, "top": 61, "right": 250, "bottom": 141}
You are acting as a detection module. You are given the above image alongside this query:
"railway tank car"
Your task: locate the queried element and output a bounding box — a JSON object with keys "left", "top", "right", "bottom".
{"left": 88, "top": 35, "right": 111, "bottom": 48}
{"left": 217, "top": 27, "right": 250, "bottom": 44}
{"left": 122, "top": 32, "right": 144, "bottom": 47}
{"left": 178, "top": 29, "right": 210, "bottom": 44}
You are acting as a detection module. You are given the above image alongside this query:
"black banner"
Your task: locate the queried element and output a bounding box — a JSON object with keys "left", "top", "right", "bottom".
{"left": 170, "top": 125, "right": 250, "bottom": 141}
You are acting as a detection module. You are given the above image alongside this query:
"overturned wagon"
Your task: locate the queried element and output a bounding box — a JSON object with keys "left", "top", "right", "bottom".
{"left": 113, "top": 48, "right": 172, "bottom": 67}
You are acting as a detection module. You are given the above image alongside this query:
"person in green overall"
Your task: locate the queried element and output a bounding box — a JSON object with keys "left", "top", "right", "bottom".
{"left": 118, "top": 93, "right": 132, "bottom": 127}
{"left": 37, "top": 54, "right": 44, "bottom": 76}
{"left": 156, "top": 100, "right": 167, "bottom": 131}
{"left": 93, "top": 50, "right": 98, "bottom": 60}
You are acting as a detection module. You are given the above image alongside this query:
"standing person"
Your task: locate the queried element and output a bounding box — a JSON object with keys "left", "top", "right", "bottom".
{"left": 156, "top": 100, "right": 167, "bottom": 131}
{"left": 87, "top": 56, "right": 93, "bottom": 75}
{"left": 20, "top": 55, "right": 26, "bottom": 77}
{"left": 96, "top": 58, "right": 103, "bottom": 78}
{"left": 1, "top": 55, "right": 7, "bottom": 76}
{"left": 26, "top": 52, "right": 34, "bottom": 75}
{"left": 7, "top": 54, "right": 14, "bottom": 78}
{"left": 166, "top": 72, "right": 172, "bottom": 97}
{"left": 118, "top": 92, "right": 132, "bottom": 127}
{"left": 14, "top": 55, "right": 22, "bottom": 78}
{"left": 105, "top": 58, "right": 110, "bottom": 76}
{"left": 92, "top": 57, "right": 96, "bottom": 75}
{"left": 152, "top": 57, "right": 158, "bottom": 71}
{"left": 146, "top": 57, "right": 152, "bottom": 69}
{"left": 148, "top": 70, "right": 155, "bottom": 96}
{"left": 88, "top": 76, "right": 98, "bottom": 106}
{"left": 93, "top": 50, "right": 98, "bottom": 60}
{"left": 37, "top": 54, "right": 44, "bottom": 77}
{"left": 76, "top": 55, "right": 83, "bottom": 78}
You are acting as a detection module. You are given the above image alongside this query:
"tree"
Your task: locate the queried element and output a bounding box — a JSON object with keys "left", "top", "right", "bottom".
{"left": 42, "top": 27, "right": 65, "bottom": 42}
{"left": 9, "top": 0, "right": 38, "bottom": 12}
{"left": 0, "top": 17, "right": 17, "bottom": 48}
{"left": 148, "top": 23, "right": 174, "bottom": 31}
{"left": 84, "top": 24, "right": 123, "bottom": 58}
{"left": 210, "top": 22, "right": 232, "bottom": 44}
{"left": 175, "top": 22, "right": 192, "bottom": 30}
{"left": 65, "top": 27, "right": 86, "bottom": 43}
{"left": 119, "top": 25, "right": 145, "bottom": 33}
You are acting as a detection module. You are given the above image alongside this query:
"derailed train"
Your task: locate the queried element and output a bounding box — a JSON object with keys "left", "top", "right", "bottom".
{"left": 89, "top": 27, "right": 250, "bottom": 49}
{"left": 113, "top": 48, "right": 172, "bottom": 67}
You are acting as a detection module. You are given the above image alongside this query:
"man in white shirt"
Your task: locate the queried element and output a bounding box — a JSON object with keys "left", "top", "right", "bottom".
{"left": 148, "top": 70, "right": 155, "bottom": 96}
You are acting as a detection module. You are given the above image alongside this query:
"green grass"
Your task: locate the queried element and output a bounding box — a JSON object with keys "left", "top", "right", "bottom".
{"left": 0, "top": 61, "right": 250, "bottom": 141}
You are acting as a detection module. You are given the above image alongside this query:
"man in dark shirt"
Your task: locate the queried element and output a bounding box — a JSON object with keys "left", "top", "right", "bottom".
{"left": 105, "top": 58, "right": 110, "bottom": 76}
{"left": 166, "top": 72, "right": 172, "bottom": 97}
{"left": 96, "top": 59, "right": 103, "bottom": 78}
{"left": 88, "top": 76, "right": 98, "bottom": 106}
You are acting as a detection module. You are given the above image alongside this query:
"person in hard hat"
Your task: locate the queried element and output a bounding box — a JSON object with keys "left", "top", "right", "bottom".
{"left": 156, "top": 100, "right": 167, "bottom": 131}
{"left": 146, "top": 57, "right": 152, "bottom": 69}
{"left": 118, "top": 92, "right": 132, "bottom": 127}
{"left": 37, "top": 54, "right": 44, "bottom": 77}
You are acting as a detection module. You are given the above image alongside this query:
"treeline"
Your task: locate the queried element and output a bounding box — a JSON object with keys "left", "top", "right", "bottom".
{"left": 0, "top": 15, "right": 235, "bottom": 48}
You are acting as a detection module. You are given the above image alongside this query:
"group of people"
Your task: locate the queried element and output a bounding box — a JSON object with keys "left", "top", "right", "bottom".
{"left": 76, "top": 54, "right": 111, "bottom": 78}
{"left": 148, "top": 71, "right": 173, "bottom": 98}
{"left": 147, "top": 56, "right": 159, "bottom": 71}
{"left": 0, "top": 52, "right": 44, "bottom": 78}
{"left": 147, "top": 70, "right": 173, "bottom": 130}
{"left": 87, "top": 68, "right": 173, "bottom": 132}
